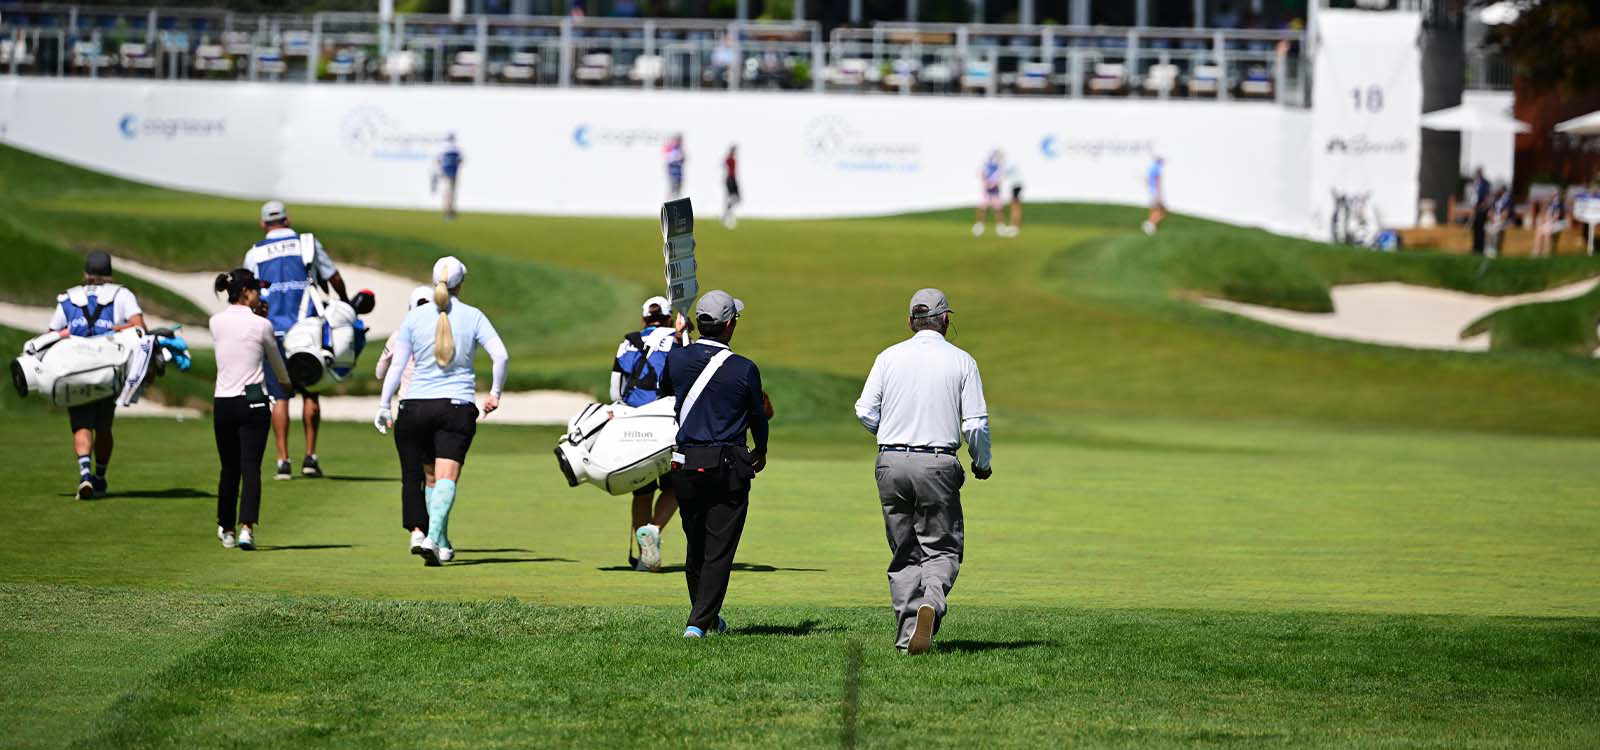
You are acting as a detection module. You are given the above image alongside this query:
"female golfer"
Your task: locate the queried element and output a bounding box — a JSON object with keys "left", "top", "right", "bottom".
{"left": 209, "top": 268, "right": 289, "bottom": 551}
{"left": 375, "top": 257, "right": 508, "bottom": 566}
{"left": 374, "top": 285, "right": 439, "bottom": 554}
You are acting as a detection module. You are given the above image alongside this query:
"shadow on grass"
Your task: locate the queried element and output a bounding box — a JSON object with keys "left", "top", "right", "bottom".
{"left": 733, "top": 619, "right": 844, "bottom": 637}
{"left": 320, "top": 475, "right": 397, "bottom": 483}
{"left": 936, "top": 639, "right": 1051, "bottom": 654}
{"left": 68, "top": 488, "right": 213, "bottom": 500}
{"left": 596, "top": 562, "right": 826, "bottom": 573}
{"left": 450, "top": 557, "right": 576, "bottom": 567}
{"left": 254, "top": 544, "right": 357, "bottom": 552}
{"left": 457, "top": 548, "right": 533, "bottom": 553}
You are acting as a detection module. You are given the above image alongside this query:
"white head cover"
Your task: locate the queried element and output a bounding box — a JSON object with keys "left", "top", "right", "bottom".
{"left": 260, "top": 200, "right": 287, "bottom": 223}
{"left": 433, "top": 256, "right": 468, "bottom": 289}
{"left": 641, "top": 295, "right": 670, "bottom": 317}
{"left": 409, "top": 285, "right": 433, "bottom": 310}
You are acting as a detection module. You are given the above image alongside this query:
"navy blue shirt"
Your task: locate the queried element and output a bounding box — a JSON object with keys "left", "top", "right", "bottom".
{"left": 660, "top": 339, "right": 768, "bottom": 455}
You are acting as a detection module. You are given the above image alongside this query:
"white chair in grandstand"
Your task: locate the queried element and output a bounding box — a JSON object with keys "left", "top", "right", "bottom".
{"left": 119, "top": 43, "right": 157, "bottom": 74}
{"left": 254, "top": 48, "right": 287, "bottom": 77}
{"left": 449, "top": 51, "right": 481, "bottom": 82}
{"left": 1187, "top": 64, "right": 1221, "bottom": 97}
{"left": 1141, "top": 64, "right": 1179, "bottom": 96}
{"left": 283, "top": 31, "right": 313, "bottom": 58}
{"left": 825, "top": 58, "right": 869, "bottom": 89}
{"left": 500, "top": 51, "right": 537, "bottom": 83}
{"left": 1238, "top": 65, "right": 1273, "bottom": 98}
{"left": 574, "top": 52, "right": 612, "bottom": 85}
{"left": 1, "top": 37, "right": 36, "bottom": 68}
{"left": 918, "top": 62, "right": 954, "bottom": 92}
{"left": 223, "top": 32, "right": 253, "bottom": 57}
{"left": 71, "top": 40, "right": 112, "bottom": 73}
{"left": 326, "top": 48, "right": 358, "bottom": 79}
{"left": 1086, "top": 62, "right": 1127, "bottom": 95}
{"left": 193, "top": 44, "right": 232, "bottom": 74}
{"left": 882, "top": 58, "right": 919, "bottom": 91}
{"left": 960, "top": 59, "right": 993, "bottom": 94}
{"left": 628, "top": 54, "right": 664, "bottom": 85}
{"left": 1015, "top": 62, "right": 1052, "bottom": 93}
{"left": 384, "top": 50, "right": 418, "bottom": 81}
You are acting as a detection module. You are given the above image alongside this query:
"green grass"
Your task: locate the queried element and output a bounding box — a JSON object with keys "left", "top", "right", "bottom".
{"left": 3, "top": 145, "right": 1600, "bottom": 746}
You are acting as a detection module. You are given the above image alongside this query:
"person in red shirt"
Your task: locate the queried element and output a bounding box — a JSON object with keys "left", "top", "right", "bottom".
{"left": 723, "top": 145, "right": 741, "bottom": 229}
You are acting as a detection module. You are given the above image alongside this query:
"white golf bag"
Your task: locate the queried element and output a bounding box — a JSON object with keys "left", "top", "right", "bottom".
{"left": 10, "top": 327, "right": 171, "bottom": 407}
{"left": 280, "top": 233, "right": 371, "bottom": 392}
{"left": 554, "top": 398, "right": 678, "bottom": 496}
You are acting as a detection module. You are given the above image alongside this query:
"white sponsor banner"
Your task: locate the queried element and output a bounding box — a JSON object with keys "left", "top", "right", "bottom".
{"left": 1308, "top": 9, "right": 1423, "bottom": 237}
{"left": 2, "top": 78, "right": 1313, "bottom": 235}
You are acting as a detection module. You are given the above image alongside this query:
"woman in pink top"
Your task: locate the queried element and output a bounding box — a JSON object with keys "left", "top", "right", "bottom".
{"left": 209, "top": 268, "right": 289, "bottom": 551}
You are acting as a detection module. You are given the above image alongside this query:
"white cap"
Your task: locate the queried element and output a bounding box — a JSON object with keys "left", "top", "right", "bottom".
{"left": 408, "top": 285, "right": 433, "bottom": 310}
{"left": 641, "top": 295, "right": 670, "bottom": 318}
{"left": 432, "top": 256, "right": 468, "bottom": 289}
{"left": 260, "top": 200, "right": 287, "bottom": 223}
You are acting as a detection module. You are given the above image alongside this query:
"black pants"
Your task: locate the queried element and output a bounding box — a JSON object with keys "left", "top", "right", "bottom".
{"left": 394, "top": 398, "right": 478, "bottom": 531}
{"left": 675, "top": 470, "right": 749, "bottom": 631}
{"left": 1471, "top": 214, "right": 1487, "bottom": 254}
{"left": 214, "top": 396, "right": 271, "bottom": 529}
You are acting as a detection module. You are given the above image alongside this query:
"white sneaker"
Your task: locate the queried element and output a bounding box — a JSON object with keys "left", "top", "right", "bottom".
{"left": 238, "top": 526, "right": 255, "bottom": 551}
{"left": 438, "top": 546, "right": 454, "bottom": 563}
{"left": 970, "top": 222, "right": 985, "bottom": 237}
{"left": 417, "top": 537, "right": 440, "bottom": 567}
{"left": 409, "top": 529, "right": 426, "bottom": 555}
{"left": 635, "top": 524, "right": 662, "bottom": 571}
{"left": 1141, "top": 220, "right": 1156, "bottom": 236}
{"left": 218, "top": 526, "right": 236, "bottom": 549}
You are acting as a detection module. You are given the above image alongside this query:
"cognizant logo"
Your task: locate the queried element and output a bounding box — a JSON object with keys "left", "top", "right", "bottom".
{"left": 117, "top": 113, "right": 227, "bottom": 140}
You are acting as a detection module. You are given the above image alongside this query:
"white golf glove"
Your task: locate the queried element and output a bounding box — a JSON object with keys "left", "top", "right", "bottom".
{"left": 374, "top": 405, "right": 392, "bottom": 435}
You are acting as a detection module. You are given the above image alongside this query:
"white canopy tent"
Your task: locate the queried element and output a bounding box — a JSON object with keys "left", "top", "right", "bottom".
{"left": 1422, "top": 98, "right": 1530, "bottom": 186}
{"left": 1555, "top": 111, "right": 1600, "bottom": 136}
{"left": 1420, "top": 104, "right": 1532, "bottom": 134}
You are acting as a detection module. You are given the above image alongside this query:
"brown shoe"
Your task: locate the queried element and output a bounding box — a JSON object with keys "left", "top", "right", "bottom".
{"left": 907, "top": 604, "right": 936, "bottom": 655}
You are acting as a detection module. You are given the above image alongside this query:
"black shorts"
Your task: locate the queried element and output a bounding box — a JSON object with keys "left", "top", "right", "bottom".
{"left": 395, "top": 398, "right": 479, "bottom": 464}
{"left": 67, "top": 397, "right": 116, "bottom": 432}
{"left": 638, "top": 471, "right": 674, "bottom": 496}
{"left": 1011, "top": 185, "right": 1023, "bottom": 201}
{"left": 725, "top": 177, "right": 740, "bottom": 198}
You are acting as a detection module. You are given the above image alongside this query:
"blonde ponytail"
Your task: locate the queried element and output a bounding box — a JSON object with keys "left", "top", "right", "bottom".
{"left": 432, "top": 281, "right": 455, "bottom": 367}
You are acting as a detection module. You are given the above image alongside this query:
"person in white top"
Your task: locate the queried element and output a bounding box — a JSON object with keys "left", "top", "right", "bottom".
{"left": 374, "top": 285, "right": 438, "bottom": 535}
{"left": 208, "top": 268, "right": 290, "bottom": 551}
{"left": 854, "top": 288, "right": 991, "bottom": 655}
{"left": 375, "top": 257, "right": 509, "bottom": 566}
{"left": 50, "top": 251, "right": 146, "bottom": 500}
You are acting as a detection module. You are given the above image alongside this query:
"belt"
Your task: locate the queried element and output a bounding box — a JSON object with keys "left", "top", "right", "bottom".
{"left": 878, "top": 445, "right": 956, "bottom": 456}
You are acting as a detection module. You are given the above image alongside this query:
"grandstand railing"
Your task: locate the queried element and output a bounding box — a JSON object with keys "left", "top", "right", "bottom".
{"left": 0, "top": 3, "right": 1305, "bottom": 105}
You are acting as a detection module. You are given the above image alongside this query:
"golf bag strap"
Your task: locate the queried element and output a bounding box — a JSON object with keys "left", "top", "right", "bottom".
{"left": 620, "top": 332, "right": 650, "bottom": 400}
{"left": 677, "top": 349, "right": 732, "bottom": 425}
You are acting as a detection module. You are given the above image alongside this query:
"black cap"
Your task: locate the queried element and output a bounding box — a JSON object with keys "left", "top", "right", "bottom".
{"left": 84, "top": 251, "right": 112, "bottom": 276}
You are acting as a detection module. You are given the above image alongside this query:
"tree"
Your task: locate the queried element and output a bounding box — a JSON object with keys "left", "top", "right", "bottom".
{"left": 1481, "top": 0, "right": 1600, "bottom": 96}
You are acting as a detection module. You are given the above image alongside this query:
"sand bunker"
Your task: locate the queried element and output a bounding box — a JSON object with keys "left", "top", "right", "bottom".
{"left": 1199, "top": 278, "right": 1600, "bottom": 352}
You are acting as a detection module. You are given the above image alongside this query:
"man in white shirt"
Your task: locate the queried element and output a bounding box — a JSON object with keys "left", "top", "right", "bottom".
{"left": 854, "top": 288, "right": 991, "bottom": 655}
{"left": 49, "top": 251, "right": 146, "bottom": 499}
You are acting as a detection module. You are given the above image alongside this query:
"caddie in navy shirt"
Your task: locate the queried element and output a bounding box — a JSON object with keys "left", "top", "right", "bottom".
{"left": 658, "top": 290, "right": 768, "bottom": 638}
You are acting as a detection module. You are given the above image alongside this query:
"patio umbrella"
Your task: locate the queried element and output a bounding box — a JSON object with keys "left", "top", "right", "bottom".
{"left": 1420, "top": 104, "right": 1531, "bottom": 134}
{"left": 1555, "top": 111, "right": 1600, "bottom": 136}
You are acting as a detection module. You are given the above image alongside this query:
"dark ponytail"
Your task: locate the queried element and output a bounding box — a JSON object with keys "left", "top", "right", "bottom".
{"left": 215, "top": 268, "right": 261, "bottom": 304}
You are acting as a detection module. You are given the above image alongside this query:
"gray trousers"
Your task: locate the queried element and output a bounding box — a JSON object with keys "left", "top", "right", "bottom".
{"left": 875, "top": 451, "right": 965, "bottom": 649}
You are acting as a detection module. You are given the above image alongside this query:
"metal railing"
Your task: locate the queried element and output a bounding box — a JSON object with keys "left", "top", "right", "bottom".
{"left": 0, "top": 3, "right": 1308, "bottom": 105}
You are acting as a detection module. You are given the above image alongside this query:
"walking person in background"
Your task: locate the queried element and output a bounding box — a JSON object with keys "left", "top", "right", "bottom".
{"left": 50, "top": 251, "right": 145, "bottom": 499}
{"left": 1000, "top": 159, "right": 1025, "bottom": 238}
{"left": 613, "top": 296, "right": 684, "bottom": 572}
{"left": 246, "top": 200, "right": 349, "bottom": 481}
{"left": 1485, "top": 186, "right": 1511, "bottom": 258}
{"left": 854, "top": 288, "right": 992, "bottom": 655}
{"left": 376, "top": 257, "right": 509, "bottom": 566}
{"left": 973, "top": 149, "right": 1005, "bottom": 237}
{"left": 374, "top": 285, "right": 437, "bottom": 547}
{"left": 1143, "top": 155, "right": 1166, "bottom": 235}
{"left": 1532, "top": 191, "right": 1568, "bottom": 257}
{"left": 433, "top": 133, "right": 464, "bottom": 221}
{"left": 658, "top": 291, "right": 768, "bottom": 637}
{"left": 723, "top": 145, "right": 741, "bottom": 229}
{"left": 1470, "top": 168, "right": 1491, "bottom": 255}
{"left": 664, "top": 133, "right": 687, "bottom": 200}
{"left": 209, "top": 268, "right": 289, "bottom": 551}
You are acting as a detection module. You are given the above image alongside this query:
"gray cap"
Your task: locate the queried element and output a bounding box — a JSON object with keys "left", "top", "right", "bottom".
{"left": 909, "top": 288, "right": 951, "bottom": 318}
{"left": 695, "top": 290, "right": 744, "bottom": 325}
{"left": 84, "top": 250, "right": 113, "bottom": 276}
{"left": 260, "top": 200, "right": 287, "bottom": 223}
